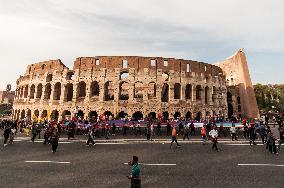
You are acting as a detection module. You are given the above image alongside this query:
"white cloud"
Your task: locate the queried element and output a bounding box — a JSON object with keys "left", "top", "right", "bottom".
{"left": 0, "top": 0, "right": 283, "bottom": 90}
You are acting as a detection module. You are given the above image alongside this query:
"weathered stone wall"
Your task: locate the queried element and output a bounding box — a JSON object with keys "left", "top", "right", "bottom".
{"left": 13, "top": 56, "right": 228, "bottom": 121}
{"left": 216, "top": 49, "right": 260, "bottom": 119}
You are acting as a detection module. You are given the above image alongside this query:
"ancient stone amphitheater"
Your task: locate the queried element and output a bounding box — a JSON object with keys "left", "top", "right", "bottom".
{"left": 13, "top": 50, "right": 259, "bottom": 121}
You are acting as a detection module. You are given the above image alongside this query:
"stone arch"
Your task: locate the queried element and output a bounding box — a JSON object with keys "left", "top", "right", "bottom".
{"left": 104, "top": 81, "right": 114, "bottom": 101}
{"left": 120, "top": 71, "right": 129, "bottom": 80}
{"left": 24, "top": 85, "right": 29, "bottom": 98}
{"left": 20, "top": 110, "right": 25, "bottom": 119}
{"left": 30, "top": 84, "right": 36, "bottom": 99}
{"left": 51, "top": 110, "right": 59, "bottom": 121}
{"left": 148, "top": 112, "right": 156, "bottom": 119}
{"left": 36, "top": 84, "right": 43, "bottom": 99}
{"left": 185, "top": 84, "right": 192, "bottom": 100}
{"left": 148, "top": 82, "right": 156, "bottom": 98}
{"left": 161, "top": 83, "right": 169, "bottom": 102}
{"left": 62, "top": 110, "right": 71, "bottom": 119}
{"left": 132, "top": 111, "right": 143, "bottom": 121}
{"left": 162, "top": 72, "right": 169, "bottom": 81}
{"left": 162, "top": 111, "right": 169, "bottom": 119}
{"left": 174, "top": 83, "right": 181, "bottom": 99}
{"left": 65, "top": 83, "right": 73, "bottom": 102}
{"left": 173, "top": 111, "right": 181, "bottom": 119}
{"left": 89, "top": 111, "right": 98, "bottom": 119}
{"left": 205, "top": 86, "right": 209, "bottom": 104}
{"left": 90, "top": 81, "right": 100, "bottom": 97}
{"left": 77, "top": 110, "right": 85, "bottom": 118}
{"left": 26, "top": 109, "right": 31, "bottom": 120}
{"left": 53, "top": 82, "right": 61, "bottom": 100}
{"left": 237, "top": 96, "right": 241, "bottom": 104}
{"left": 77, "top": 81, "right": 87, "bottom": 98}
{"left": 212, "top": 86, "right": 217, "bottom": 102}
{"left": 196, "top": 85, "right": 202, "bottom": 100}
{"left": 206, "top": 111, "right": 211, "bottom": 117}
{"left": 41, "top": 110, "right": 48, "bottom": 119}
{"left": 195, "top": 112, "right": 202, "bottom": 122}
{"left": 119, "top": 81, "right": 129, "bottom": 100}
{"left": 117, "top": 111, "right": 127, "bottom": 119}
{"left": 44, "top": 83, "right": 52, "bottom": 100}
{"left": 46, "top": 74, "right": 53, "bottom": 82}
{"left": 104, "top": 111, "right": 113, "bottom": 117}
{"left": 134, "top": 81, "right": 143, "bottom": 99}
{"left": 185, "top": 111, "right": 192, "bottom": 120}
{"left": 34, "top": 110, "right": 39, "bottom": 118}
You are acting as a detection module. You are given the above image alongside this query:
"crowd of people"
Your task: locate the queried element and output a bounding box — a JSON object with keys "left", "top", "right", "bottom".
{"left": 1, "top": 114, "right": 284, "bottom": 154}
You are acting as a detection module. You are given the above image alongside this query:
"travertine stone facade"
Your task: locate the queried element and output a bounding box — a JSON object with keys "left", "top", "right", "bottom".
{"left": 13, "top": 56, "right": 228, "bottom": 121}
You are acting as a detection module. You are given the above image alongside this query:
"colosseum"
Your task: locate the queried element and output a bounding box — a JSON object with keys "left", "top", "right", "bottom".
{"left": 13, "top": 49, "right": 259, "bottom": 122}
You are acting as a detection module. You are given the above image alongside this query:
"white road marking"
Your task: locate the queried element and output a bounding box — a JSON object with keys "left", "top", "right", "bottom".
{"left": 226, "top": 144, "right": 263, "bottom": 146}
{"left": 238, "top": 164, "right": 284, "bottom": 167}
{"left": 124, "top": 163, "right": 176, "bottom": 166}
{"left": 25, "top": 161, "right": 71, "bottom": 164}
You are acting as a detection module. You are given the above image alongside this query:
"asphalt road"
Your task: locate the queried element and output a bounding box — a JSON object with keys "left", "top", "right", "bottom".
{"left": 0, "top": 138, "right": 283, "bottom": 188}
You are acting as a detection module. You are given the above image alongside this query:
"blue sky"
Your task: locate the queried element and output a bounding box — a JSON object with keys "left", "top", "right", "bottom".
{"left": 0, "top": 0, "right": 283, "bottom": 90}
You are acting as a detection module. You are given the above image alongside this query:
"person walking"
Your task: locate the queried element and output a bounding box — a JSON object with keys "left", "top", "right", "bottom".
{"left": 31, "top": 124, "right": 38, "bottom": 142}
{"left": 219, "top": 123, "right": 226, "bottom": 137}
{"left": 112, "top": 123, "right": 116, "bottom": 136}
{"left": 3, "top": 125, "right": 11, "bottom": 147}
{"left": 230, "top": 124, "right": 238, "bottom": 141}
{"left": 50, "top": 128, "right": 60, "bottom": 153}
{"left": 43, "top": 127, "right": 51, "bottom": 145}
{"left": 9, "top": 126, "right": 16, "bottom": 144}
{"left": 183, "top": 123, "right": 190, "bottom": 140}
{"left": 86, "top": 127, "right": 96, "bottom": 146}
{"left": 209, "top": 126, "right": 219, "bottom": 151}
{"left": 259, "top": 124, "right": 267, "bottom": 144}
{"left": 190, "top": 121, "right": 196, "bottom": 136}
{"left": 201, "top": 125, "right": 207, "bottom": 145}
{"left": 156, "top": 122, "right": 161, "bottom": 136}
{"left": 248, "top": 123, "right": 257, "bottom": 146}
{"left": 170, "top": 126, "right": 181, "bottom": 148}
{"left": 127, "top": 156, "right": 141, "bottom": 188}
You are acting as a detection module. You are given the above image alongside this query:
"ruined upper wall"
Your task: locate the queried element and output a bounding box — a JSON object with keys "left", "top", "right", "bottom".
{"left": 73, "top": 56, "right": 223, "bottom": 76}
{"left": 26, "top": 59, "right": 67, "bottom": 75}
{"left": 216, "top": 49, "right": 260, "bottom": 119}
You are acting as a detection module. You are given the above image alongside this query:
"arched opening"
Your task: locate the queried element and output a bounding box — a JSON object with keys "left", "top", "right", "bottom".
{"left": 66, "top": 72, "right": 74, "bottom": 80}
{"left": 148, "top": 82, "right": 156, "bottom": 98}
{"left": 134, "top": 82, "right": 143, "bottom": 99}
{"left": 132, "top": 111, "right": 144, "bottom": 121}
{"left": 195, "top": 112, "right": 202, "bottom": 122}
{"left": 26, "top": 110, "right": 31, "bottom": 120}
{"left": 237, "top": 96, "right": 241, "bottom": 104}
{"left": 196, "top": 85, "right": 202, "bottom": 100}
{"left": 90, "top": 81, "right": 100, "bottom": 97}
{"left": 62, "top": 110, "right": 71, "bottom": 120}
{"left": 185, "top": 111, "right": 192, "bottom": 120}
{"left": 205, "top": 86, "right": 209, "bottom": 104}
{"left": 206, "top": 111, "right": 211, "bottom": 117}
{"left": 228, "top": 103, "right": 234, "bottom": 119}
{"left": 117, "top": 111, "right": 127, "bottom": 119}
{"left": 104, "top": 81, "right": 114, "bottom": 101}
{"left": 41, "top": 64, "right": 46, "bottom": 70}
{"left": 162, "top": 72, "right": 169, "bottom": 81}
{"left": 34, "top": 110, "right": 39, "bottom": 118}
{"left": 51, "top": 110, "right": 59, "bottom": 121}
{"left": 119, "top": 82, "right": 129, "bottom": 100}
{"left": 185, "top": 84, "right": 192, "bottom": 100}
{"left": 238, "top": 105, "right": 241, "bottom": 113}
{"left": 89, "top": 111, "right": 98, "bottom": 120}
{"left": 161, "top": 83, "right": 169, "bottom": 102}
{"left": 53, "top": 82, "right": 61, "bottom": 100}
{"left": 227, "top": 92, "right": 233, "bottom": 103}
{"left": 30, "top": 85, "right": 35, "bottom": 99}
{"left": 36, "top": 84, "right": 43, "bottom": 99}
{"left": 212, "top": 86, "right": 217, "bottom": 102}
{"left": 41, "top": 110, "right": 48, "bottom": 119}
{"left": 65, "top": 83, "right": 73, "bottom": 102}
{"left": 24, "top": 85, "right": 29, "bottom": 98}
{"left": 44, "top": 83, "right": 52, "bottom": 100}
{"left": 20, "top": 110, "right": 25, "bottom": 119}
{"left": 120, "top": 71, "right": 129, "bottom": 80}
{"left": 77, "top": 81, "right": 86, "bottom": 98}
{"left": 46, "top": 74, "right": 53, "bottom": 82}
{"left": 162, "top": 111, "right": 169, "bottom": 120}
{"left": 104, "top": 111, "right": 113, "bottom": 117}
{"left": 77, "top": 110, "right": 84, "bottom": 118}
{"left": 173, "top": 112, "right": 181, "bottom": 119}
{"left": 148, "top": 112, "right": 156, "bottom": 119}
{"left": 174, "top": 83, "right": 181, "bottom": 99}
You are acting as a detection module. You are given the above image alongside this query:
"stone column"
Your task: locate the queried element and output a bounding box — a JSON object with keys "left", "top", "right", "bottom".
{"left": 129, "top": 83, "right": 134, "bottom": 101}
{"left": 73, "top": 82, "right": 78, "bottom": 102}
{"left": 169, "top": 84, "right": 174, "bottom": 101}
{"left": 49, "top": 83, "right": 55, "bottom": 102}
{"left": 99, "top": 83, "right": 105, "bottom": 101}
